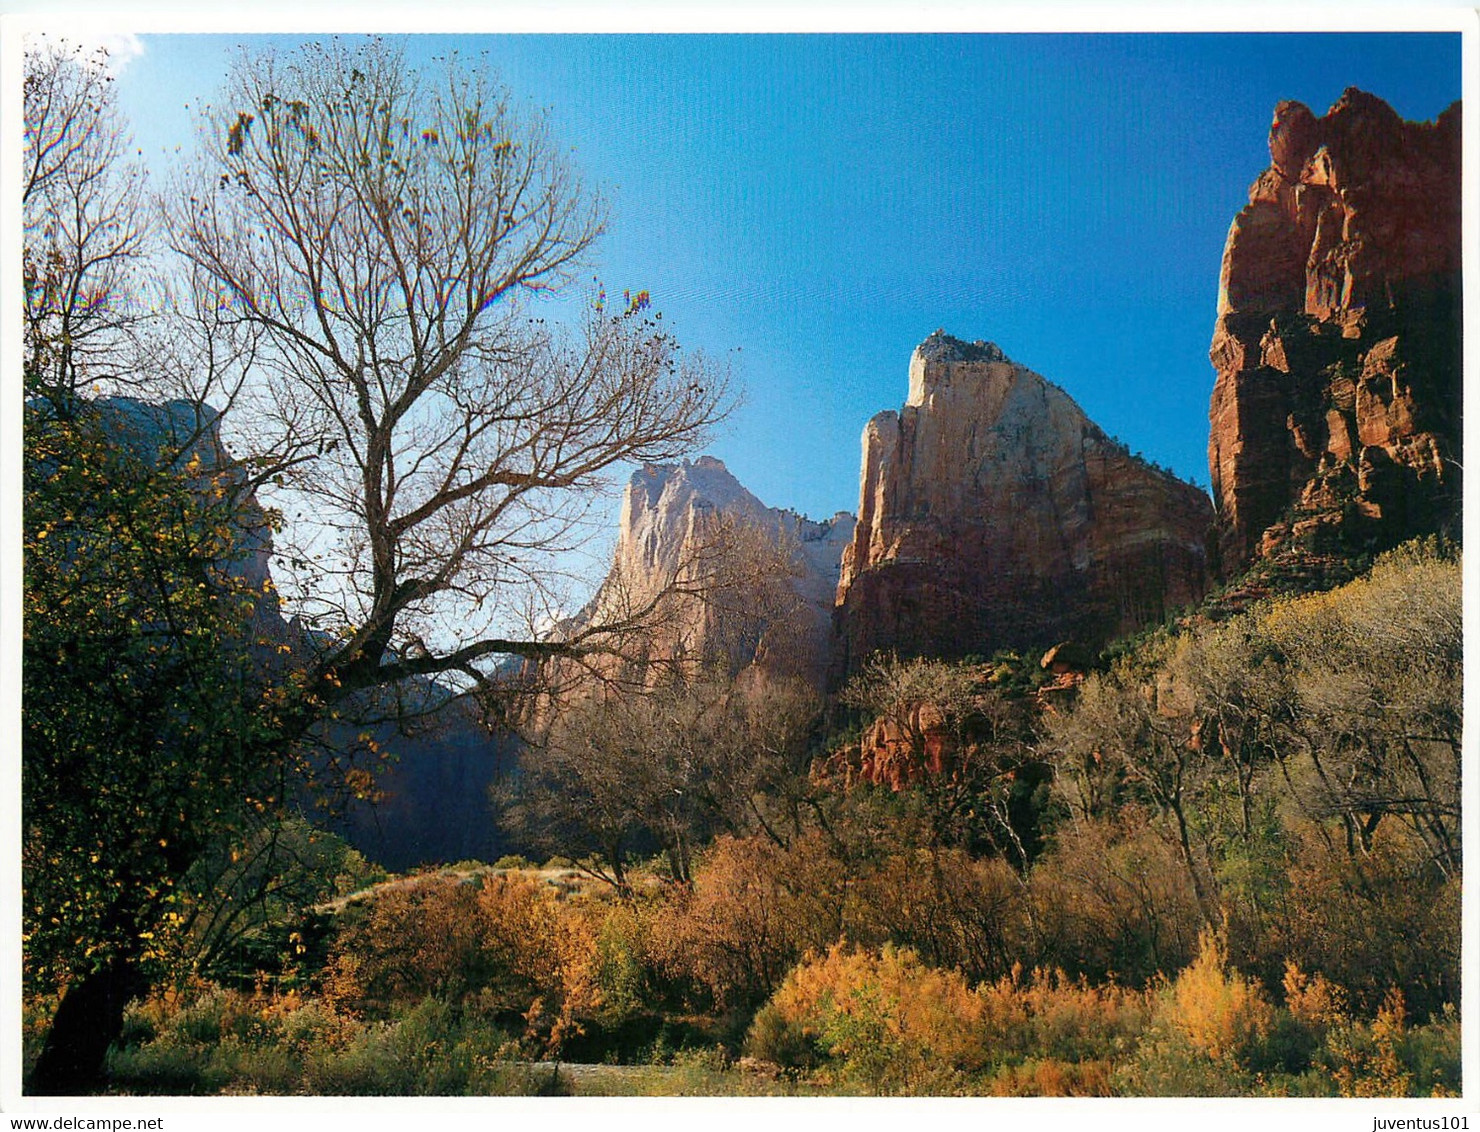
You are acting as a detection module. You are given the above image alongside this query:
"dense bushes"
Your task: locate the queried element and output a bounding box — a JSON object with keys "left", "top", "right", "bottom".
{"left": 322, "top": 873, "right": 608, "bottom": 1050}
{"left": 105, "top": 987, "right": 559, "bottom": 1095}
{"left": 27, "top": 542, "right": 1461, "bottom": 1097}
{"left": 744, "top": 934, "right": 1457, "bottom": 1097}
{"left": 1026, "top": 811, "right": 1203, "bottom": 984}
{"left": 85, "top": 838, "right": 1459, "bottom": 1096}
{"left": 747, "top": 943, "right": 988, "bottom": 1094}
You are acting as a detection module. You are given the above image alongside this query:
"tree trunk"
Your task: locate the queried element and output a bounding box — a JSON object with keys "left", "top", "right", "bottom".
{"left": 28, "top": 952, "right": 146, "bottom": 1094}
{"left": 1169, "top": 780, "right": 1219, "bottom": 931}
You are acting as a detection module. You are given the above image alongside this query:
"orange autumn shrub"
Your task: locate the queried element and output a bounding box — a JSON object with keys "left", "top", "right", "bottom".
{"left": 473, "top": 874, "right": 600, "bottom": 1049}
{"left": 1165, "top": 930, "right": 1274, "bottom": 1067}
{"left": 654, "top": 833, "right": 853, "bottom": 1012}
{"left": 1114, "top": 930, "right": 1276, "bottom": 1095}
{"left": 985, "top": 1057, "right": 1115, "bottom": 1096}
{"left": 1282, "top": 961, "right": 1348, "bottom": 1030}
{"left": 323, "top": 873, "right": 600, "bottom": 1051}
{"left": 1027, "top": 812, "right": 1202, "bottom": 986}
{"left": 324, "top": 877, "right": 492, "bottom": 1007}
{"left": 1268, "top": 827, "right": 1458, "bottom": 1019}
{"left": 747, "top": 943, "right": 986, "bottom": 1094}
{"left": 976, "top": 964, "right": 1152, "bottom": 1066}
{"left": 1326, "top": 988, "right": 1415, "bottom": 1098}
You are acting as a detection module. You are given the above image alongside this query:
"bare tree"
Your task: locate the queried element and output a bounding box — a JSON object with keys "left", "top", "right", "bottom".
{"left": 23, "top": 35, "right": 731, "bottom": 1093}
{"left": 1258, "top": 542, "right": 1461, "bottom": 875}
{"left": 1043, "top": 660, "right": 1219, "bottom": 929}
{"left": 167, "top": 38, "right": 732, "bottom": 708}
{"left": 23, "top": 37, "right": 150, "bottom": 402}
{"left": 506, "top": 673, "right": 820, "bottom": 892}
{"left": 24, "top": 37, "right": 270, "bottom": 464}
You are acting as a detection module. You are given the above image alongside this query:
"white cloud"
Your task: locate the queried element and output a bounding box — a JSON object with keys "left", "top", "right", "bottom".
{"left": 27, "top": 31, "right": 146, "bottom": 75}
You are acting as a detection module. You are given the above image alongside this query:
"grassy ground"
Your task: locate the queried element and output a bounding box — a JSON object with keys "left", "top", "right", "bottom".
{"left": 523, "top": 1060, "right": 842, "bottom": 1097}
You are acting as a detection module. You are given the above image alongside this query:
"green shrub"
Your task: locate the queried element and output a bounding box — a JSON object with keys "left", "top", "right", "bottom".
{"left": 745, "top": 1002, "right": 818, "bottom": 1071}
{"left": 107, "top": 1037, "right": 228, "bottom": 1095}
{"left": 213, "top": 1037, "right": 299, "bottom": 1095}
{"left": 1113, "top": 1037, "right": 1254, "bottom": 1096}
{"left": 1398, "top": 1009, "right": 1461, "bottom": 1097}
{"left": 448, "top": 859, "right": 492, "bottom": 873}
{"left": 301, "top": 997, "right": 520, "bottom": 1095}
{"left": 592, "top": 905, "right": 648, "bottom": 1027}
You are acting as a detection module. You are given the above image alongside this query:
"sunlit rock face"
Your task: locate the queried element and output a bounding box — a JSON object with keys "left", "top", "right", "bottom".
{"left": 834, "top": 332, "right": 1213, "bottom": 679}
{"left": 552, "top": 456, "right": 855, "bottom": 693}
{"left": 1209, "top": 89, "right": 1461, "bottom": 573}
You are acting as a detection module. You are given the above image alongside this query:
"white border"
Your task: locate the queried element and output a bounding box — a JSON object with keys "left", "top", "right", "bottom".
{"left": 1, "top": 6, "right": 1476, "bottom": 1131}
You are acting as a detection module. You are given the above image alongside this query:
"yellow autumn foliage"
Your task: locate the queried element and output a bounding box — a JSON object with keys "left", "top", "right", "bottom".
{"left": 1164, "top": 930, "right": 1273, "bottom": 1067}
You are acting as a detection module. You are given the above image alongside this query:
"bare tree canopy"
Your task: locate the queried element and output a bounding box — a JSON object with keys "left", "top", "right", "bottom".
{"left": 506, "top": 674, "right": 821, "bottom": 891}
{"left": 167, "top": 38, "right": 732, "bottom": 700}
{"left": 23, "top": 39, "right": 149, "bottom": 400}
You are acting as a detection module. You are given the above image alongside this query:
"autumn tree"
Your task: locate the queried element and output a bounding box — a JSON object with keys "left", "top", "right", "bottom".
{"left": 24, "top": 36, "right": 730, "bottom": 1092}
{"left": 22, "top": 397, "right": 294, "bottom": 1093}
{"left": 21, "top": 39, "right": 303, "bottom": 1095}
{"left": 167, "top": 38, "right": 731, "bottom": 703}
{"left": 506, "top": 675, "right": 821, "bottom": 891}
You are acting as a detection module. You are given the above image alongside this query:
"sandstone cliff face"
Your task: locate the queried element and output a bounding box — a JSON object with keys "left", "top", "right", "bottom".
{"left": 1209, "top": 89, "right": 1461, "bottom": 573}
{"left": 554, "top": 457, "right": 854, "bottom": 692}
{"left": 834, "top": 333, "right": 1213, "bottom": 676}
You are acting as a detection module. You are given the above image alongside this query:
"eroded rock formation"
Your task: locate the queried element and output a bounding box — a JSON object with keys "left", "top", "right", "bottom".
{"left": 1209, "top": 89, "right": 1461, "bottom": 573}
{"left": 834, "top": 333, "right": 1213, "bottom": 677}
{"left": 549, "top": 457, "right": 854, "bottom": 693}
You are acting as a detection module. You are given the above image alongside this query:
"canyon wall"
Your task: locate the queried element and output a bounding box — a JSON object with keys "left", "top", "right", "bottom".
{"left": 834, "top": 332, "right": 1213, "bottom": 677}
{"left": 1209, "top": 88, "right": 1461, "bottom": 573}
{"left": 547, "top": 457, "right": 854, "bottom": 694}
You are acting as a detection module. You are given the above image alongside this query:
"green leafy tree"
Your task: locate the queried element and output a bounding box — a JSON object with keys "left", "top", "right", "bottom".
{"left": 23, "top": 397, "right": 295, "bottom": 1092}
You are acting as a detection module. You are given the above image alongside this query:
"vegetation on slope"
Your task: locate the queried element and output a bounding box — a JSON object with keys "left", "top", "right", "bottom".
{"left": 22, "top": 541, "right": 1460, "bottom": 1096}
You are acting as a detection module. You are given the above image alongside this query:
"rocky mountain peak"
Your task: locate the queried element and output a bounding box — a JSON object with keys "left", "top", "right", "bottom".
{"left": 914, "top": 330, "right": 1009, "bottom": 366}
{"left": 555, "top": 458, "right": 856, "bottom": 692}
{"left": 835, "top": 335, "right": 1213, "bottom": 679}
{"left": 1209, "top": 89, "right": 1460, "bottom": 573}
{"left": 908, "top": 332, "right": 1013, "bottom": 406}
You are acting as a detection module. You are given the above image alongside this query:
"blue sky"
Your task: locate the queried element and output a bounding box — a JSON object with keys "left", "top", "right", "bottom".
{"left": 109, "top": 32, "right": 1462, "bottom": 523}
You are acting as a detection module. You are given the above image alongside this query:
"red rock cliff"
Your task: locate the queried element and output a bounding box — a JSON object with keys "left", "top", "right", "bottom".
{"left": 1209, "top": 89, "right": 1461, "bottom": 573}
{"left": 833, "top": 333, "right": 1213, "bottom": 678}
